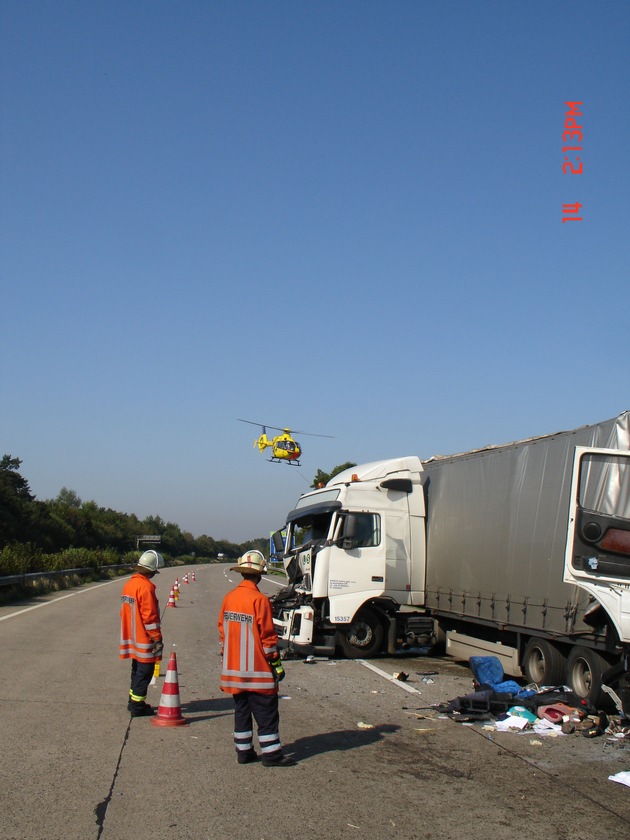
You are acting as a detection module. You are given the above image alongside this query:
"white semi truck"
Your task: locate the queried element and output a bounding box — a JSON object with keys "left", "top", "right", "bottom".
{"left": 270, "top": 412, "right": 630, "bottom": 709}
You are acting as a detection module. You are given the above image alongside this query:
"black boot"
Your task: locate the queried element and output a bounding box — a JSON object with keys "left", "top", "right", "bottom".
{"left": 128, "top": 699, "right": 155, "bottom": 717}
{"left": 237, "top": 749, "right": 258, "bottom": 764}
{"left": 262, "top": 753, "right": 296, "bottom": 767}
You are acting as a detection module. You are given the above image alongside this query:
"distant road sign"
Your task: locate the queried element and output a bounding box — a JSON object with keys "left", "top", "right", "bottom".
{"left": 136, "top": 535, "right": 162, "bottom": 549}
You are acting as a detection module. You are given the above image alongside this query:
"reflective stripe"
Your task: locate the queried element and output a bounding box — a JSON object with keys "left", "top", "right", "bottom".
{"left": 260, "top": 740, "right": 281, "bottom": 754}
{"left": 222, "top": 669, "right": 273, "bottom": 679}
{"left": 234, "top": 728, "right": 254, "bottom": 750}
{"left": 130, "top": 691, "right": 146, "bottom": 701}
{"left": 222, "top": 618, "right": 274, "bottom": 685}
{"left": 145, "top": 622, "right": 161, "bottom": 631}
{"left": 221, "top": 680, "right": 276, "bottom": 691}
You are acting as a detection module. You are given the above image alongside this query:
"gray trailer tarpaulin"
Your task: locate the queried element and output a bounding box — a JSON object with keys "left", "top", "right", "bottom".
{"left": 420, "top": 412, "right": 630, "bottom": 636}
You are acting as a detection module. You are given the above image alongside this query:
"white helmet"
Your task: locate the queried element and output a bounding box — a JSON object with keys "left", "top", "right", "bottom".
{"left": 230, "top": 550, "right": 267, "bottom": 575}
{"left": 137, "top": 550, "right": 164, "bottom": 574}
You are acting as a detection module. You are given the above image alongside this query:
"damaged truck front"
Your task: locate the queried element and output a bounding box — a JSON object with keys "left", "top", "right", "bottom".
{"left": 270, "top": 414, "right": 630, "bottom": 711}
{"left": 271, "top": 456, "right": 433, "bottom": 659}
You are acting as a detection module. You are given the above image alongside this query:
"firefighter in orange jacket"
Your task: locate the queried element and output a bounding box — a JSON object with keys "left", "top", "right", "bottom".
{"left": 120, "top": 550, "right": 164, "bottom": 717}
{"left": 218, "top": 550, "right": 296, "bottom": 766}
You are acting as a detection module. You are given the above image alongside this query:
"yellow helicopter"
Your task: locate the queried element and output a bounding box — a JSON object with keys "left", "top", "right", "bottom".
{"left": 237, "top": 420, "right": 333, "bottom": 465}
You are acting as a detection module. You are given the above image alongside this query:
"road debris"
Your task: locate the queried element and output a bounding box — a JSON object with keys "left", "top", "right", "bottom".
{"left": 434, "top": 656, "right": 630, "bottom": 745}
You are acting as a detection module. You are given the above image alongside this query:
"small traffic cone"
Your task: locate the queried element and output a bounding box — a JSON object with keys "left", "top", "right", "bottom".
{"left": 191, "top": 571, "right": 196, "bottom": 582}
{"left": 173, "top": 582, "right": 180, "bottom": 601}
{"left": 151, "top": 652, "right": 189, "bottom": 727}
{"left": 167, "top": 590, "right": 177, "bottom": 608}
{"left": 183, "top": 575, "right": 189, "bottom": 584}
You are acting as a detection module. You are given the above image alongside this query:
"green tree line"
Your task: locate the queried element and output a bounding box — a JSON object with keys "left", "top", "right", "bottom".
{"left": 0, "top": 455, "right": 267, "bottom": 576}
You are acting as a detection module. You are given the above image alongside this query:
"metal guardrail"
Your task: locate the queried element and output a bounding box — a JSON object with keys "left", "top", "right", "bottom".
{"left": 0, "top": 564, "right": 131, "bottom": 587}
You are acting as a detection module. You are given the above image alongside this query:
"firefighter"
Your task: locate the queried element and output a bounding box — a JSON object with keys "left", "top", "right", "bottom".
{"left": 218, "top": 550, "right": 296, "bottom": 766}
{"left": 120, "top": 550, "right": 164, "bottom": 717}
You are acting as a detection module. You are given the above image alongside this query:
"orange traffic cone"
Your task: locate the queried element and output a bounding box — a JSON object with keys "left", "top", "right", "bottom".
{"left": 167, "top": 590, "right": 177, "bottom": 608}
{"left": 183, "top": 575, "right": 190, "bottom": 584}
{"left": 191, "top": 572, "right": 196, "bottom": 582}
{"left": 173, "top": 582, "right": 180, "bottom": 601}
{"left": 151, "top": 652, "right": 189, "bottom": 727}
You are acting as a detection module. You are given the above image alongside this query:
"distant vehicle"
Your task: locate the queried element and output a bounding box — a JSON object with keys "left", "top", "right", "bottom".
{"left": 270, "top": 412, "right": 630, "bottom": 712}
{"left": 237, "top": 420, "right": 333, "bottom": 466}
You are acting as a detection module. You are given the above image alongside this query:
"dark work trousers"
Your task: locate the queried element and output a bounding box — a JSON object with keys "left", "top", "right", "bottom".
{"left": 233, "top": 692, "right": 282, "bottom": 758}
{"left": 130, "top": 660, "right": 154, "bottom": 702}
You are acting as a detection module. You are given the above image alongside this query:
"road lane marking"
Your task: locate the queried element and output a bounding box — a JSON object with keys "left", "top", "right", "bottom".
{"left": 0, "top": 579, "right": 121, "bottom": 622}
{"left": 264, "top": 575, "right": 287, "bottom": 588}
{"left": 357, "top": 659, "right": 422, "bottom": 694}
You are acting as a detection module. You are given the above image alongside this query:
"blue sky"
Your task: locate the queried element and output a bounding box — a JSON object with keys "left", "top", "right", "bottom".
{"left": 2, "top": 1, "right": 628, "bottom": 543}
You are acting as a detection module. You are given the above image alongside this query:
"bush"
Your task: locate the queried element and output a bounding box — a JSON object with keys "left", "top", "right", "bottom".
{"left": 0, "top": 544, "right": 126, "bottom": 577}
{"left": 40, "top": 547, "right": 120, "bottom": 571}
{"left": 0, "top": 543, "right": 42, "bottom": 576}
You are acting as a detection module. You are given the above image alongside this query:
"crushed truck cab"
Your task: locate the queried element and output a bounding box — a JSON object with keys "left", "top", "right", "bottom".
{"left": 272, "top": 457, "right": 432, "bottom": 657}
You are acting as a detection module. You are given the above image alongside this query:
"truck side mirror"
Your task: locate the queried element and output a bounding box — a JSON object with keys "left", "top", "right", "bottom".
{"left": 271, "top": 530, "right": 285, "bottom": 559}
{"left": 340, "top": 514, "right": 359, "bottom": 549}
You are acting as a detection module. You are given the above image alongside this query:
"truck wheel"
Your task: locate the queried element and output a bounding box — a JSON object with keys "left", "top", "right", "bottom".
{"left": 522, "top": 638, "right": 566, "bottom": 686}
{"left": 336, "top": 608, "right": 384, "bottom": 658}
{"left": 567, "top": 646, "right": 610, "bottom": 708}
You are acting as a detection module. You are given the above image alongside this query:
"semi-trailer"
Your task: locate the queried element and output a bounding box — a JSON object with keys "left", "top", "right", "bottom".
{"left": 270, "top": 412, "right": 630, "bottom": 709}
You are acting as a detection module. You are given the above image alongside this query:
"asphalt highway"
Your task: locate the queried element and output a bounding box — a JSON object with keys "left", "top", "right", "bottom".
{"left": 0, "top": 564, "right": 628, "bottom": 839}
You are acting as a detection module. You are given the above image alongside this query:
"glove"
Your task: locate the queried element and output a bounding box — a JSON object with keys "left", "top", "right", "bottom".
{"left": 152, "top": 640, "right": 164, "bottom": 657}
{"left": 269, "top": 655, "right": 285, "bottom": 682}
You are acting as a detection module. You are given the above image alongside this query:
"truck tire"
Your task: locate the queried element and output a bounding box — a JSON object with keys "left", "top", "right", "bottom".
{"left": 522, "top": 638, "right": 566, "bottom": 686}
{"left": 566, "top": 646, "right": 610, "bottom": 708}
{"left": 336, "top": 608, "right": 384, "bottom": 658}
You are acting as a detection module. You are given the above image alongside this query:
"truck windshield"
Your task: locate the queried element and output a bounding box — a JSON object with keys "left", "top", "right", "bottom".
{"left": 292, "top": 513, "right": 333, "bottom": 548}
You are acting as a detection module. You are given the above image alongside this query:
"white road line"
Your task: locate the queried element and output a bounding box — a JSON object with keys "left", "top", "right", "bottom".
{"left": 264, "top": 575, "right": 287, "bottom": 588}
{"left": 357, "top": 659, "right": 422, "bottom": 694}
{"left": 0, "top": 578, "right": 121, "bottom": 622}
{"left": 222, "top": 569, "right": 286, "bottom": 588}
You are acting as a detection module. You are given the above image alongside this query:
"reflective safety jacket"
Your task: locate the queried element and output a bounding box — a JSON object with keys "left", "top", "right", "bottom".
{"left": 218, "top": 577, "right": 279, "bottom": 695}
{"left": 120, "top": 573, "right": 162, "bottom": 663}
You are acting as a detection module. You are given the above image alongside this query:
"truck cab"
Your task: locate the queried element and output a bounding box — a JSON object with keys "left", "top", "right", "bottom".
{"left": 271, "top": 457, "right": 431, "bottom": 657}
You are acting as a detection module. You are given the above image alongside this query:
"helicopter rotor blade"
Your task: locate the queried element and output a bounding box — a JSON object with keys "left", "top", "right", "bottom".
{"left": 289, "top": 429, "right": 335, "bottom": 438}
{"left": 237, "top": 419, "right": 285, "bottom": 433}
{"left": 237, "top": 419, "right": 334, "bottom": 438}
